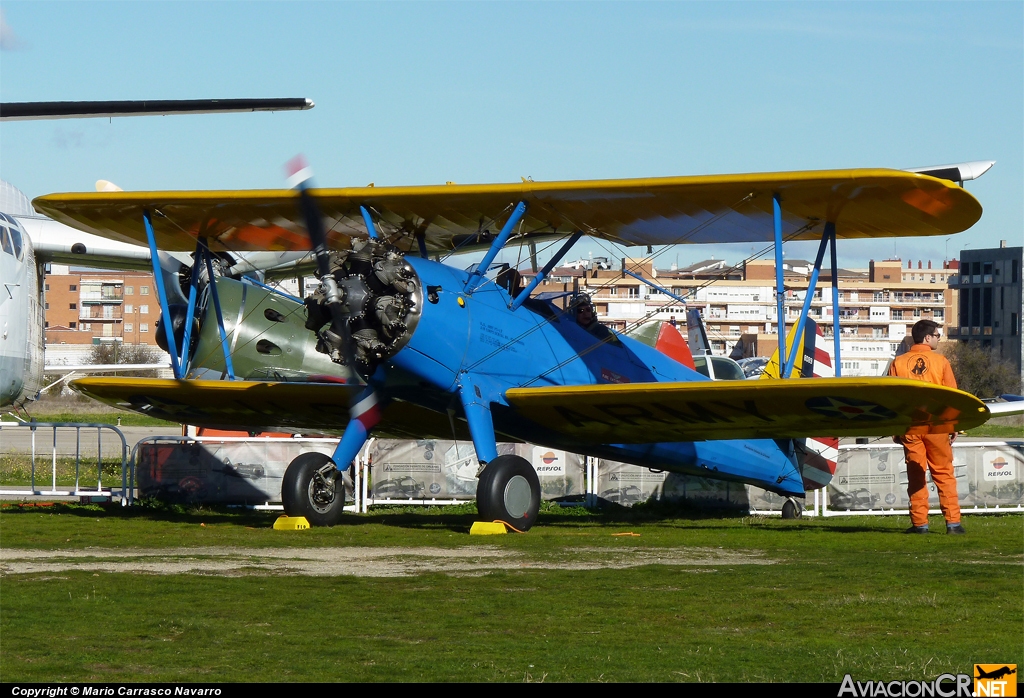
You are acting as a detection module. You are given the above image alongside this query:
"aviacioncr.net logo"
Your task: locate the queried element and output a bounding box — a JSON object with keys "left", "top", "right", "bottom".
{"left": 838, "top": 673, "right": 972, "bottom": 697}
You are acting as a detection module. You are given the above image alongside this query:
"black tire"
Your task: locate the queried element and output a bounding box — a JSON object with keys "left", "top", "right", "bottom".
{"left": 781, "top": 498, "right": 802, "bottom": 520}
{"left": 476, "top": 455, "right": 541, "bottom": 531}
{"left": 281, "top": 452, "right": 347, "bottom": 526}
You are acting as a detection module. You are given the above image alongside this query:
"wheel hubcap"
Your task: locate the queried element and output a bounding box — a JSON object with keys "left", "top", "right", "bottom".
{"left": 308, "top": 466, "right": 338, "bottom": 514}
{"left": 503, "top": 475, "right": 532, "bottom": 519}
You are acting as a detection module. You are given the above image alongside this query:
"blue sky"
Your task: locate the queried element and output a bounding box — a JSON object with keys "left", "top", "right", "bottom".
{"left": 1, "top": 1, "right": 1020, "bottom": 269}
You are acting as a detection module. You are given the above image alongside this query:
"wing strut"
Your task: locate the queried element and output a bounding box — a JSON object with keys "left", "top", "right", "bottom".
{"left": 769, "top": 196, "right": 843, "bottom": 377}
{"left": 510, "top": 230, "right": 583, "bottom": 310}
{"left": 201, "top": 243, "right": 237, "bottom": 380}
{"left": 783, "top": 223, "right": 833, "bottom": 378}
{"left": 464, "top": 201, "right": 528, "bottom": 293}
{"left": 143, "top": 211, "right": 181, "bottom": 379}
{"left": 829, "top": 225, "right": 841, "bottom": 375}
{"left": 773, "top": 194, "right": 786, "bottom": 377}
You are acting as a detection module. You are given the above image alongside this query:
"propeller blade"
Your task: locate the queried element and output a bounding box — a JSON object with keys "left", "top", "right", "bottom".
{"left": 285, "top": 155, "right": 362, "bottom": 385}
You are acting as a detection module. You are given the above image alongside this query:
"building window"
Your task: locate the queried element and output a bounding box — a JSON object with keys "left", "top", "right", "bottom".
{"left": 140, "top": 286, "right": 149, "bottom": 295}
{"left": 44, "top": 303, "right": 49, "bottom": 309}
{"left": 125, "top": 304, "right": 133, "bottom": 313}
{"left": 69, "top": 321, "right": 77, "bottom": 329}
{"left": 125, "top": 286, "right": 134, "bottom": 295}
{"left": 125, "top": 323, "right": 133, "bottom": 332}
{"left": 70, "top": 303, "right": 77, "bottom": 310}
{"left": 140, "top": 304, "right": 149, "bottom": 315}
{"left": 44, "top": 284, "right": 49, "bottom": 291}
{"left": 69, "top": 284, "right": 77, "bottom": 291}
{"left": 140, "top": 323, "right": 149, "bottom": 333}
{"left": 44, "top": 322, "right": 49, "bottom": 328}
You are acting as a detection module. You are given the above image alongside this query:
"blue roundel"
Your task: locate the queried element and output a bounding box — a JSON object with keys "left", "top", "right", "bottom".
{"left": 805, "top": 396, "right": 897, "bottom": 421}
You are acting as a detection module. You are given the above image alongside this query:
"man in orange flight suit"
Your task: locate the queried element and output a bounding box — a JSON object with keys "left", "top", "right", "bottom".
{"left": 888, "top": 319, "right": 965, "bottom": 534}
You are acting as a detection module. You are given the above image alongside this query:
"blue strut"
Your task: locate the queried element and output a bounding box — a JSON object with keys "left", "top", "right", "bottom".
{"left": 783, "top": 224, "right": 833, "bottom": 378}
{"left": 203, "top": 248, "right": 236, "bottom": 380}
{"left": 830, "top": 225, "right": 841, "bottom": 376}
{"left": 510, "top": 230, "right": 583, "bottom": 310}
{"left": 360, "top": 206, "right": 379, "bottom": 240}
{"left": 142, "top": 211, "right": 181, "bottom": 379}
{"left": 178, "top": 238, "right": 205, "bottom": 376}
{"left": 773, "top": 194, "right": 786, "bottom": 377}
{"left": 464, "top": 201, "right": 528, "bottom": 293}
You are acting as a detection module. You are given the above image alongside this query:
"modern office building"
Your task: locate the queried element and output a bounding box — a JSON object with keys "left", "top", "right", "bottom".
{"left": 948, "top": 242, "right": 1023, "bottom": 378}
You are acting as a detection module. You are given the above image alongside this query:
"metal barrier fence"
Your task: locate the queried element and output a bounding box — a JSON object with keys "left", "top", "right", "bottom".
{"left": 0, "top": 421, "right": 130, "bottom": 502}
{"left": 818, "top": 440, "right": 1024, "bottom": 517}
{"left": 120, "top": 435, "right": 1024, "bottom": 518}
{"left": 131, "top": 436, "right": 360, "bottom": 511}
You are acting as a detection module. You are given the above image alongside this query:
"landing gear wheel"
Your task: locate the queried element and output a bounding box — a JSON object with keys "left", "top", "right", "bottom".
{"left": 282, "top": 452, "right": 347, "bottom": 527}
{"left": 781, "top": 497, "right": 803, "bottom": 520}
{"left": 476, "top": 455, "right": 541, "bottom": 531}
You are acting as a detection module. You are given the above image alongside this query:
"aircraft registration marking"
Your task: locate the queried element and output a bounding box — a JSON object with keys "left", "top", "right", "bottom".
{"left": 804, "top": 396, "right": 898, "bottom": 421}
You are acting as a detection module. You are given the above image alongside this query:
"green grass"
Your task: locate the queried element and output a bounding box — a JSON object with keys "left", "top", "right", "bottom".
{"left": 0, "top": 456, "right": 125, "bottom": 487}
{"left": 1, "top": 502, "right": 1021, "bottom": 682}
{"left": 10, "top": 412, "right": 177, "bottom": 427}
{"left": 963, "top": 424, "right": 1024, "bottom": 438}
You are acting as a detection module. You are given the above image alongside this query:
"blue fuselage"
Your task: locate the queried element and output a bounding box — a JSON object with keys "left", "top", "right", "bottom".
{"left": 384, "top": 257, "right": 804, "bottom": 497}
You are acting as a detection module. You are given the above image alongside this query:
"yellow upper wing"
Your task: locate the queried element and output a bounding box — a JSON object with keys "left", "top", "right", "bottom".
{"left": 504, "top": 378, "right": 989, "bottom": 442}
{"left": 33, "top": 169, "right": 981, "bottom": 253}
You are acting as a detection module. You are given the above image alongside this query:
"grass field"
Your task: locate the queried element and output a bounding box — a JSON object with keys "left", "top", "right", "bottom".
{"left": 1, "top": 501, "right": 1021, "bottom": 683}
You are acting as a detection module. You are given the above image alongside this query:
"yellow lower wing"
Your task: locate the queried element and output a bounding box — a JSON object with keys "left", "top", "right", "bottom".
{"left": 70, "top": 378, "right": 359, "bottom": 431}
{"left": 505, "top": 378, "right": 988, "bottom": 442}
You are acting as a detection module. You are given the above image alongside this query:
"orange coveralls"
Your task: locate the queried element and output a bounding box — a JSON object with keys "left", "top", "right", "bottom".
{"left": 888, "top": 344, "right": 961, "bottom": 526}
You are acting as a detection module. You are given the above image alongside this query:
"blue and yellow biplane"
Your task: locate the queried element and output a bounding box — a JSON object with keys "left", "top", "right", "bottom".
{"left": 33, "top": 163, "right": 995, "bottom": 528}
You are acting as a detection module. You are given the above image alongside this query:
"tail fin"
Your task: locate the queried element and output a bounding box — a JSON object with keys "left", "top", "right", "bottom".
{"left": 762, "top": 319, "right": 839, "bottom": 490}
{"left": 685, "top": 308, "right": 711, "bottom": 358}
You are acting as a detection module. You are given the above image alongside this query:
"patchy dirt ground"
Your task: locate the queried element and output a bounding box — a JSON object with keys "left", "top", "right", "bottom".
{"left": 0, "top": 545, "right": 774, "bottom": 577}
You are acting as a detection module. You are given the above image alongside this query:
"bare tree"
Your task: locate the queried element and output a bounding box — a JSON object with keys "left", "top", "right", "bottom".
{"left": 940, "top": 342, "right": 1022, "bottom": 398}
{"left": 87, "top": 342, "right": 162, "bottom": 377}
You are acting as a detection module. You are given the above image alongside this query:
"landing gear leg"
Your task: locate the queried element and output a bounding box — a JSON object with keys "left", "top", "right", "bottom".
{"left": 781, "top": 497, "right": 803, "bottom": 519}
{"left": 476, "top": 455, "right": 541, "bottom": 531}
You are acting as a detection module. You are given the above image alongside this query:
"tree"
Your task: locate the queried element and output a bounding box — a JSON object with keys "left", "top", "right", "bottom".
{"left": 940, "top": 342, "right": 1022, "bottom": 398}
{"left": 87, "top": 342, "right": 162, "bottom": 377}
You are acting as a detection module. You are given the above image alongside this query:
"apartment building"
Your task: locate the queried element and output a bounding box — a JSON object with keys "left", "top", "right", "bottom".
{"left": 948, "top": 242, "right": 1023, "bottom": 377}
{"left": 43, "top": 266, "right": 163, "bottom": 363}
{"left": 527, "top": 255, "right": 959, "bottom": 377}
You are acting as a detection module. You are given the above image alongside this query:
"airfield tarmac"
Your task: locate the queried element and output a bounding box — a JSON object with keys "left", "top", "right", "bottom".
{"left": 0, "top": 544, "right": 773, "bottom": 577}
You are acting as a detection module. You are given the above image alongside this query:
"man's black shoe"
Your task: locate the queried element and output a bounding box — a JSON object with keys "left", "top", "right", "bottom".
{"left": 904, "top": 525, "right": 930, "bottom": 534}
{"left": 946, "top": 523, "right": 966, "bottom": 534}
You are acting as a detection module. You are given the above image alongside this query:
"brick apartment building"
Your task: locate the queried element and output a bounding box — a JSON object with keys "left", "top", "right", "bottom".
{"left": 44, "top": 265, "right": 163, "bottom": 363}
